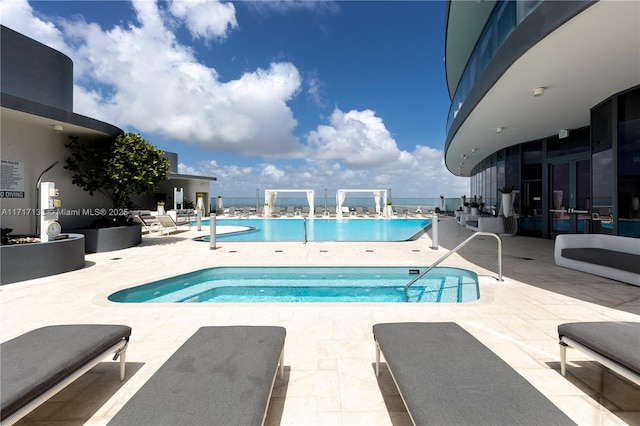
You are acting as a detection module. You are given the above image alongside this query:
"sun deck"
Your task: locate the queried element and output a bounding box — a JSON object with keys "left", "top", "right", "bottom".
{"left": 2, "top": 217, "right": 639, "bottom": 425}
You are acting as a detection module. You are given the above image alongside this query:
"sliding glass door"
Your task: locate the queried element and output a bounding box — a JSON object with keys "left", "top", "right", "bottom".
{"left": 548, "top": 158, "right": 591, "bottom": 235}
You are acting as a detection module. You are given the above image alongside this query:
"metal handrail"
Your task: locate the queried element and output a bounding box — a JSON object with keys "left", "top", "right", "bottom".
{"left": 404, "top": 232, "right": 503, "bottom": 299}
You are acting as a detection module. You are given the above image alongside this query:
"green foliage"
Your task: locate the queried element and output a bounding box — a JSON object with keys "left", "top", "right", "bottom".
{"left": 1, "top": 228, "right": 13, "bottom": 245}
{"left": 64, "top": 133, "right": 170, "bottom": 209}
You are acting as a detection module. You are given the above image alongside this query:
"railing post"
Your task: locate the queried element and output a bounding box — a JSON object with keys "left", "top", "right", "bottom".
{"left": 303, "top": 218, "right": 307, "bottom": 243}
{"left": 430, "top": 214, "right": 438, "bottom": 250}
{"left": 405, "top": 231, "right": 503, "bottom": 299}
{"left": 209, "top": 213, "right": 217, "bottom": 250}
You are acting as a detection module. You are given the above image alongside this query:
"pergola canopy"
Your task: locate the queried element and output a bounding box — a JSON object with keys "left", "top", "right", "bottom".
{"left": 264, "top": 189, "right": 315, "bottom": 217}
{"left": 336, "top": 189, "right": 388, "bottom": 217}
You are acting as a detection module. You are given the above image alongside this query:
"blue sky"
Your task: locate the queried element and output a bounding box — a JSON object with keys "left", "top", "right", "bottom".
{"left": 1, "top": 0, "right": 469, "bottom": 198}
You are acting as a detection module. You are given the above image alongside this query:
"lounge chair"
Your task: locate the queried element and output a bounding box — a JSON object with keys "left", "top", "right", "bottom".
{"left": 373, "top": 322, "right": 576, "bottom": 425}
{"left": 154, "top": 214, "right": 189, "bottom": 235}
{"left": 559, "top": 321, "right": 640, "bottom": 387}
{"left": 1, "top": 324, "right": 131, "bottom": 426}
{"left": 271, "top": 207, "right": 282, "bottom": 217}
{"left": 285, "top": 206, "right": 295, "bottom": 217}
{"left": 132, "top": 214, "right": 159, "bottom": 233}
{"left": 108, "top": 326, "right": 286, "bottom": 426}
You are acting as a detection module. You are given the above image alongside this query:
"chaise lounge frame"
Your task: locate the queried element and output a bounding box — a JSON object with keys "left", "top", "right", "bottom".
{"left": 374, "top": 322, "right": 576, "bottom": 425}
{"left": 107, "top": 325, "right": 286, "bottom": 426}
{"left": 1, "top": 325, "right": 131, "bottom": 426}
{"left": 559, "top": 321, "right": 640, "bottom": 388}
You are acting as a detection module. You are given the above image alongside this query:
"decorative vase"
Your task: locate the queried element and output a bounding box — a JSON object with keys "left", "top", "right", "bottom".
{"left": 471, "top": 207, "right": 479, "bottom": 216}
{"left": 501, "top": 192, "right": 513, "bottom": 217}
{"left": 157, "top": 205, "right": 165, "bottom": 215}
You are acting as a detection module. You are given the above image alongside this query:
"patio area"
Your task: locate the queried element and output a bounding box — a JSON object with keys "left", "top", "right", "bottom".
{"left": 2, "top": 217, "right": 639, "bottom": 425}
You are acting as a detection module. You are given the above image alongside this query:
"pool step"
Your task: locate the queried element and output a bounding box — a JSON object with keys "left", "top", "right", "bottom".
{"left": 150, "top": 283, "right": 217, "bottom": 303}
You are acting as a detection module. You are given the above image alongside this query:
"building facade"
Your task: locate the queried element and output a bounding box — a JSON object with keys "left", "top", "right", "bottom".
{"left": 1, "top": 26, "right": 215, "bottom": 234}
{"left": 444, "top": 0, "right": 640, "bottom": 239}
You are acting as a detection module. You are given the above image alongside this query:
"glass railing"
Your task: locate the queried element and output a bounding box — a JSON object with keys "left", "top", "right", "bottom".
{"left": 210, "top": 197, "right": 469, "bottom": 214}
{"left": 446, "top": 0, "right": 542, "bottom": 133}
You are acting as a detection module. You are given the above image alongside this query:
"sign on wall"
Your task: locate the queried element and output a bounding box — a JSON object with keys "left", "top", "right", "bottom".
{"left": 1, "top": 159, "right": 25, "bottom": 198}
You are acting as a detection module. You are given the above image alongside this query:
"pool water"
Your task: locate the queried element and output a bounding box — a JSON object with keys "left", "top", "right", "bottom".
{"left": 198, "top": 218, "right": 431, "bottom": 241}
{"left": 108, "top": 266, "right": 479, "bottom": 303}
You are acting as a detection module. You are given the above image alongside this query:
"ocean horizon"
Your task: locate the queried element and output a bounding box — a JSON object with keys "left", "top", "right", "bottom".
{"left": 210, "top": 196, "right": 477, "bottom": 212}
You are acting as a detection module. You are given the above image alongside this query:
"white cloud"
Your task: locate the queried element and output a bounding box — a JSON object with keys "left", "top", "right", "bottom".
{"left": 244, "top": 0, "right": 340, "bottom": 15}
{"left": 167, "top": 0, "right": 238, "bottom": 41}
{"left": 3, "top": 0, "right": 303, "bottom": 157}
{"left": 307, "top": 108, "right": 413, "bottom": 169}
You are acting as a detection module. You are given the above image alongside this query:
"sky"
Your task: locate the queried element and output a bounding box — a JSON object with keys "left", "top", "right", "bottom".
{"left": 1, "top": 0, "right": 469, "bottom": 199}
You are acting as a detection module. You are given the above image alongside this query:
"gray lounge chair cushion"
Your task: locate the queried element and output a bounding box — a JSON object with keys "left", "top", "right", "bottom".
{"left": 1, "top": 324, "right": 132, "bottom": 421}
{"left": 108, "top": 325, "right": 286, "bottom": 426}
{"left": 374, "top": 322, "right": 576, "bottom": 426}
{"left": 558, "top": 321, "right": 640, "bottom": 374}
{"left": 560, "top": 248, "right": 640, "bottom": 274}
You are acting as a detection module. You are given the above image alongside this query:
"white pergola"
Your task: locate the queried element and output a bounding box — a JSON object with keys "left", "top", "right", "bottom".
{"left": 336, "top": 189, "right": 388, "bottom": 218}
{"left": 264, "top": 189, "right": 315, "bottom": 217}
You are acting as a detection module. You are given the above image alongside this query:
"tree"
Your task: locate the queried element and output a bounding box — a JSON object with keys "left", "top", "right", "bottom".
{"left": 65, "top": 132, "right": 170, "bottom": 210}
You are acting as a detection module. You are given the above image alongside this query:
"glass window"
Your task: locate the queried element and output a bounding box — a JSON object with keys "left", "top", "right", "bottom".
{"left": 617, "top": 88, "right": 640, "bottom": 237}
{"left": 592, "top": 99, "right": 613, "bottom": 153}
{"left": 521, "top": 141, "right": 542, "bottom": 180}
{"left": 618, "top": 89, "right": 640, "bottom": 177}
{"left": 505, "top": 146, "right": 520, "bottom": 191}
{"left": 517, "top": 0, "right": 542, "bottom": 24}
{"left": 495, "top": 1, "right": 516, "bottom": 44}
{"left": 591, "top": 99, "right": 614, "bottom": 234}
{"left": 497, "top": 151, "right": 506, "bottom": 194}
{"left": 546, "top": 127, "right": 590, "bottom": 158}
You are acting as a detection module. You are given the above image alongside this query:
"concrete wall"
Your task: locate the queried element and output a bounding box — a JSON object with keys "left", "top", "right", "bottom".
{"left": 1, "top": 26, "right": 73, "bottom": 111}
{"left": 1, "top": 119, "right": 112, "bottom": 234}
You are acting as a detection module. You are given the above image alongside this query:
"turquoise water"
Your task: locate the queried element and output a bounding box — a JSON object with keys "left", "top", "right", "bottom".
{"left": 198, "top": 218, "right": 431, "bottom": 241}
{"left": 108, "top": 266, "right": 479, "bottom": 303}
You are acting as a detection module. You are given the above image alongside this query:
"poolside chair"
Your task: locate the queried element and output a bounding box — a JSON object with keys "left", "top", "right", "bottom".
{"left": 373, "top": 322, "right": 576, "bottom": 425}
{"left": 154, "top": 215, "right": 188, "bottom": 235}
{"left": 558, "top": 321, "right": 640, "bottom": 388}
{"left": 108, "top": 326, "right": 285, "bottom": 426}
{"left": 354, "top": 206, "right": 366, "bottom": 217}
{"left": 270, "top": 207, "right": 282, "bottom": 217}
{"left": 285, "top": 206, "right": 295, "bottom": 217}
{"left": 132, "top": 214, "right": 159, "bottom": 233}
{"left": 1, "top": 325, "right": 131, "bottom": 426}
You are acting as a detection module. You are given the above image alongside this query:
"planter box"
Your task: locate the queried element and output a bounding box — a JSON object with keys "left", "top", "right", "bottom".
{"left": 0, "top": 234, "right": 85, "bottom": 284}
{"left": 75, "top": 224, "right": 142, "bottom": 253}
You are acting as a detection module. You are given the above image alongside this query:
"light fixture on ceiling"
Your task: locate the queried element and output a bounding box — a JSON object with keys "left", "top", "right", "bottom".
{"left": 533, "top": 87, "right": 545, "bottom": 97}
{"left": 559, "top": 129, "right": 569, "bottom": 139}
{"left": 53, "top": 124, "right": 64, "bottom": 132}
{"left": 471, "top": 148, "right": 477, "bottom": 153}
{"left": 461, "top": 154, "right": 468, "bottom": 160}
{"left": 496, "top": 127, "right": 504, "bottom": 133}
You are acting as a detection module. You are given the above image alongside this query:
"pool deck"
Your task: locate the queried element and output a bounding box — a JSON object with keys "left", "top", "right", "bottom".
{"left": 2, "top": 217, "right": 639, "bottom": 425}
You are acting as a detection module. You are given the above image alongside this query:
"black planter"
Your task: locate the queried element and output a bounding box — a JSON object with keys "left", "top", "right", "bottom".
{"left": 75, "top": 223, "right": 142, "bottom": 253}
{"left": 0, "top": 233, "right": 85, "bottom": 284}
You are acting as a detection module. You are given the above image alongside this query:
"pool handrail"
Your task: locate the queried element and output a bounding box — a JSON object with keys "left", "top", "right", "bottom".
{"left": 404, "top": 232, "right": 503, "bottom": 299}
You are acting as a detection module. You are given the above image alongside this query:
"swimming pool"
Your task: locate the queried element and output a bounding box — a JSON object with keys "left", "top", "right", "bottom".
{"left": 108, "top": 266, "right": 479, "bottom": 303}
{"left": 197, "top": 218, "right": 431, "bottom": 242}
